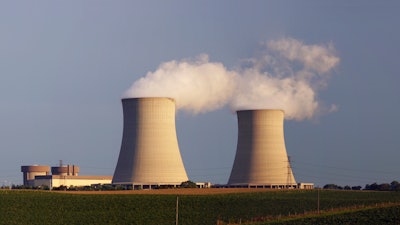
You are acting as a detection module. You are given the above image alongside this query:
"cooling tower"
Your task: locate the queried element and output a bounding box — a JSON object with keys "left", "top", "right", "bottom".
{"left": 112, "top": 97, "right": 188, "bottom": 185}
{"left": 228, "top": 110, "right": 297, "bottom": 188}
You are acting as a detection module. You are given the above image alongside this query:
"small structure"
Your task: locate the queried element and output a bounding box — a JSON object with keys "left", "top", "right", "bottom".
{"left": 298, "top": 183, "right": 314, "bottom": 189}
{"left": 196, "top": 182, "right": 211, "bottom": 188}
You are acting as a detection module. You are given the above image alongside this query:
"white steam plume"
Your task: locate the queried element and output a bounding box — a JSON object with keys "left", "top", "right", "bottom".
{"left": 267, "top": 38, "right": 338, "bottom": 74}
{"left": 123, "top": 54, "right": 238, "bottom": 114}
{"left": 124, "top": 37, "right": 340, "bottom": 120}
{"left": 230, "top": 38, "right": 340, "bottom": 120}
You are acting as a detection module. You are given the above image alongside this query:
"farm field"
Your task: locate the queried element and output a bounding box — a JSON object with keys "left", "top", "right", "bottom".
{"left": 254, "top": 204, "right": 400, "bottom": 225}
{"left": 1, "top": 189, "right": 400, "bottom": 225}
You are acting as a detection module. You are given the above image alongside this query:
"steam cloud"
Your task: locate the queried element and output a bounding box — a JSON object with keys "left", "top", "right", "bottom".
{"left": 231, "top": 38, "right": 340, "bottom": 120}
{"left": 123, "top": 37, "right": 340, "bottom": 120}
{"left": 123, "top": 54, "right": 238, "bottom": 114}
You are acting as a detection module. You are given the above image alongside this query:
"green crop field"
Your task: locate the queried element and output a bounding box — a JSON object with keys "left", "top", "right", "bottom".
{"left": 1, "top": 190, "right": 400, "bottom": 225}
{"left": 254, "top": 204, "right": 400, "bottom": 225}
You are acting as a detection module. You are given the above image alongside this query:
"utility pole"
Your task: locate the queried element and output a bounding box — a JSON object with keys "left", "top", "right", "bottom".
{"left": 317, "top": 188, "right": 320, "bottom": 214}
{"left": 176, "top": 196, "right": 179, "bottom": 225}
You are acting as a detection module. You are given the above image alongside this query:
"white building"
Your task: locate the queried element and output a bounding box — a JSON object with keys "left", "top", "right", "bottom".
{"left": 34, "top": 175, "right": 112, "bottom": 189}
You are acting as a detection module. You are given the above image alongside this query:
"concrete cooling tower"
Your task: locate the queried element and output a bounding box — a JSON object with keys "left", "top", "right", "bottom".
{"left": 112, "top": 97, "right": 188, "bottom": 186}
{"left": 228, "top": 109, "right": 297, "bottom": 188}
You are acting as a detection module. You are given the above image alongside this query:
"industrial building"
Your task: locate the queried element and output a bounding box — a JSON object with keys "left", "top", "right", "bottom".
{"left": 228, "top": 110, "right": 298, "bottom": 188}
{"left": 21, "top": 165, "right": 50, "bottom": 186}
{"left": 21, "top": 164, "right": 112, "bottom": 189}
{"left": 112, "top": 97, "right": 189, "bottom": 188}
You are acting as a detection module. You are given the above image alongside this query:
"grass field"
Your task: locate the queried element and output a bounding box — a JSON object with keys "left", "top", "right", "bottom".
{"left": 1, "top": 189, "right": 400, "bottom": 225}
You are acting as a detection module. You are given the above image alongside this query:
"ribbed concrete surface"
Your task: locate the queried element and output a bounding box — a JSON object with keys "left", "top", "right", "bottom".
{"left": 228, "top": 110, "right": 296, "bottom": 186}
{"left": 112, "top": 97, "right": 188, "bottom": 184}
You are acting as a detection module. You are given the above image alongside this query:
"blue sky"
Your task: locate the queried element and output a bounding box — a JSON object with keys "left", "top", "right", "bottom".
{"left": 1, "top": 1, "right": 399, "bottom": 187}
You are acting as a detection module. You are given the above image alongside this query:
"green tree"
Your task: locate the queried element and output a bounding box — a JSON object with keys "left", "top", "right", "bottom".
{"left": 180, "top": 180, "right": 197, "bottom": 188}
{"left": 391, "top": 181, "right": 400, "bottom": 191}
{"left": 378, "top": 183, "right": 391, "bottom": 191}
{"left": 323, "top": 184, "right": 342, "bottom": 190}
{"left": 351, "top": 186, "right": 362, "bottom": 190}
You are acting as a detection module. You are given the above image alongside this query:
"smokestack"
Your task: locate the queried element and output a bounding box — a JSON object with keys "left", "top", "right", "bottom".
{"left": 228, "top": 110, "right": 297, "bottom": 188}
{"left": 112, "top": 97, "right": 188, "bottom": 185}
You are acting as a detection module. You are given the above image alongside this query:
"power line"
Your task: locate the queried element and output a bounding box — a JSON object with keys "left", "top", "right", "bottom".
{"left": 292, "top": 160, "right": 399, "bottom": 176}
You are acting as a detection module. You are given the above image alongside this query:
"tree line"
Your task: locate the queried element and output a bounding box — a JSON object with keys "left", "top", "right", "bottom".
{"left": 323, "top": 180, "right": 400, "bottom": 191}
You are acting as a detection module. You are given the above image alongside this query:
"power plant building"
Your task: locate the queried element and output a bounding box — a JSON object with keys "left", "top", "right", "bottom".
{"left": 228, "top": 110, "right": 297, "bottom": 188}
{"left": 112, "top": 97, "right": 189, "bottom": 188}
{"left": 20, "top": 103, "right": 313, "bottom": 190}
{"left": 21, "top": 165, "right": 51, "bottom": 186}
{"left": 21, "top": 164, "right": 112, "bottom": 188}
